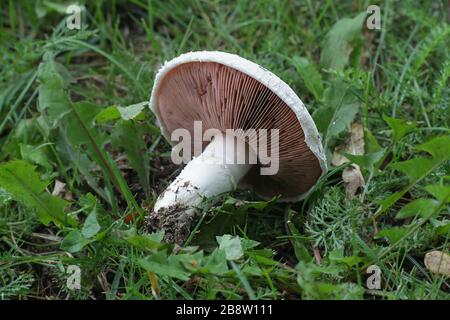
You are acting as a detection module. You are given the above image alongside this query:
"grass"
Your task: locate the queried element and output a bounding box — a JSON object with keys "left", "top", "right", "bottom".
{"left": 0, "top": 0, "right": 449, "bottom": 300}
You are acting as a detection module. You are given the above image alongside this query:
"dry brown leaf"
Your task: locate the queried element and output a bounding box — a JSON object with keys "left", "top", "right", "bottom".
{"left": 342, "top": 165, "right": 365, "bottom": 198}
{"left": 331, "top": 123, "right": 365, "bottom": 199}
{"left": 52, "top": 180, "right": 66, "bottom": 196}
{"left": 331, "top": 122, "right": 365, "bottom": 166}
{"left": 52, "top": 180, "right": 72, "bottom": 201}
{"left": 424, "top": 251, "right": 450, "bottom": 276}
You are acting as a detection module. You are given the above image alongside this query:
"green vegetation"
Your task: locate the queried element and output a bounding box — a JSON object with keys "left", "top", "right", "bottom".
{"left": 0, "top": 0, "right": 448, "bottom": 300}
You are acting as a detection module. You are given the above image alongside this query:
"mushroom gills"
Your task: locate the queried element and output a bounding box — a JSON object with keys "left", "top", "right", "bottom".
{"left": 147, "top": 133, "right": 255, "bottom": 244}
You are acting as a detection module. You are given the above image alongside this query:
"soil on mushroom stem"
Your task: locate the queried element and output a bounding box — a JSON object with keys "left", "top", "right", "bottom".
{"left": 144, "top": 203, "right": 198, "bottom": 245}
{"left": 142, "top": 139, "right": 195, "bottom": 244}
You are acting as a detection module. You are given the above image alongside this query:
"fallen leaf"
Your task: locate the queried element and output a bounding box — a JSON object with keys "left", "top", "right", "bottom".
{"left": 332, "top": 123, "right": 365, "bottom": 198}
{"left": 424, "top": 250, "right": 450, "bottom": 276}
{"left": 52, "top": 180, "right": 66, "bottom": 196}
{"left": 332, "top": 123, "right": 365, "bottom": 166}
{"left": 342, "top": 165, "right": 365, "bottom": 198}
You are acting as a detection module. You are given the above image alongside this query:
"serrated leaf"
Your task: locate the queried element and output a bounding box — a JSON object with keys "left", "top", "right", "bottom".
{"left": 425, "top": 185, "right": 450, "bottom": 203}
{"left": 0, "top": 160, "right": 73, "bottom": 227}
{"left": 377, "top": 135, "right": 450, "bottom": 216}
{"left": 396, "top": 198, "right": 439, "bottom": 219}
{"left": 390, "top": 158, "right": 437, "bottom": 181}
{"left": 377, "top": 191, "right": 403, "bottom": 212}
{"left": 320, "top": 12, "right": 367, "bottom": 71}
{"left": 292, "top": 56, "right": 324, "bottom": 100}
{"left": 383, "top": 115, "right": 416, "bottom": 142}
{"left": 417, "top": 135, "right": 450, "bottom": 160}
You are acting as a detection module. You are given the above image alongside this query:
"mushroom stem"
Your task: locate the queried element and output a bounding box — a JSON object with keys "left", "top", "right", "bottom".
{"left": 147, "top": 133, "right": 255, "bottom": 244}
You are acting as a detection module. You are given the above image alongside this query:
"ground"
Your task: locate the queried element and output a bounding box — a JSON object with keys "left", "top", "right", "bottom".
{"left": 0, "top": 0, "right": 449, "bottom": 300}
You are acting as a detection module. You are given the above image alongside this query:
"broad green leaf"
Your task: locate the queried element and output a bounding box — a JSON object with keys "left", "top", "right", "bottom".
{"left": 0, "top": 160, "right": 73, "bottom": 226}
{"left": 19, "top": 144, "right": 52, "bottom": 172}
{"left": 377, "top": 192, "right": 403, "bottom": 212}
{"left": 364, "top": 128, "right": 382, "bottom": 153}
{"left": 81, "top": 209, "right": 101, "bottom": 238}
{"left": 390, "top": 158, "right": 437, "bottom": 181}
{"left": 286, "top": 210, "right": 313, "bottom": 262}
{"left": 320, "top": 12, "right": 367, "bottom": 71}
{"left": 112, "top": 121, "right": 151, "bottom": 196}
{"left": 216, "top": 234, "right": 244, "bottom": 261}
{"left": 377, "top": 135, "right": 450, "bottom": 216}
{"left": 65, "top": 101, "right": 107, "bottom": 149}
{"left": 292, "top": 56, "right": 324, "bottom": 100}
{"left": 95, "top": 102, "right": 146, "bottom": 123}
{"left": 61, "top": 230, "right": 91, "bottom": 253}
{"left": 248, "top": 250, "right": 278, "bottom": 267}
{"left": 241, "top": 238, "right": 260, "bottom": 251}
{"left": 38, "top": 52, "right": 140, "bottom": 212}
{"left": 201, "top": 249, "right": 229, "bottom": 274}
{"left": 425, "top": 184, "right": 450, "bottom": 203}
{"left": 117, "top": 102, "right": 147, "bottom": 120}
{"left": 436, "top": 222, "right": 450, "bottom": 235}
{"left": 55, "top": 135, "right": 108, "bottom": 202}
{"left": 417, "top": 135, "right": 450, "bottom": 160}
{"left": 383, "top": 115, "right": 416, "bottom": 142}
{"left": 95, "top": 106, "right": 121, "bottom": 123}
{"left": 242, "top": 264, "right": 264, "bottom": 276}
{"left": 195, "top": 197, "right": 262, "bottom": 248}
{"left": 329, "top": 249, "right": 362, "bottom": 267}
{"left": 175, "top": 251, "right": 204, "bottom": 272}
{"left": 138, "top": 251, "right": 191, "bottom": 280}
{"left": 396, "top": 198, "right": 439, "bottom": 219}
{"left": 313, "top": 79, "right": 359, "bottom": 143}
{"left": 37, "top": 51, "right": 71, "bottom": 128}
{"left": 124, "top": 228, "right": 165, "bottom": 251}
{"left": 376, "top": 227, "right": 409, "bottom": 244}
{"left": 344, "top": 149, "right": 385, "bottom": 174}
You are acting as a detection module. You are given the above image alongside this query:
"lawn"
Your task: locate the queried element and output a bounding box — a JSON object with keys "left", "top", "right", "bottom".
{"left": 0, "top": 0, "right": 449, "bottom": 300}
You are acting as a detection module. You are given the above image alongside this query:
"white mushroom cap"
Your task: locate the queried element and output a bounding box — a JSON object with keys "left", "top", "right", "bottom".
{"left": 150, "top": 51, "right": 327, "bottom": 201}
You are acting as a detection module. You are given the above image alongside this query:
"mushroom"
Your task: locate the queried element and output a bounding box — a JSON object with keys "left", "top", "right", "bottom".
{"left": 146, "top": 51, "right": 326, "bottom": 244}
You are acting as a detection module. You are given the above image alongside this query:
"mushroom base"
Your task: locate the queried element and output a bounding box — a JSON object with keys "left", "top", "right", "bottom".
{"left": 145, "top": 133, "right": 254, "bottom": 244}
{"left": 144, "top": 205, "right": 197, "bottom": 245}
